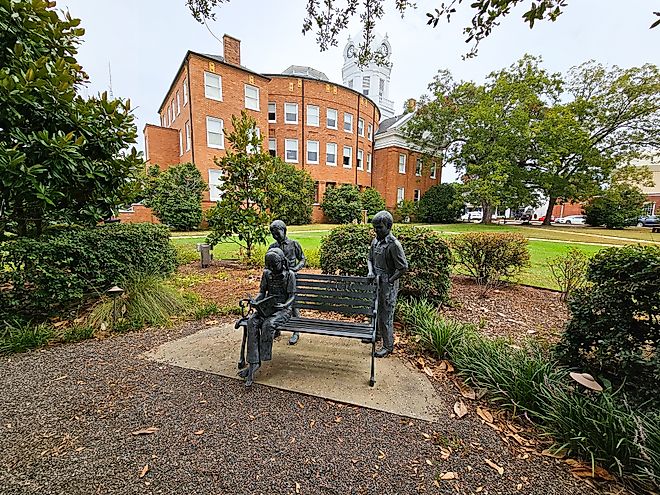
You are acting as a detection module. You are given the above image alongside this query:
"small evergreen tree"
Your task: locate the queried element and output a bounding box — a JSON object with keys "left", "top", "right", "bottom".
{"left": 321, "top": 184, "right": 362, "bottom": 224}
{"left": 360, "top": 187, "right": 386, "bottom": 216}
{"left": 206, "top": 111, "right": 271, "bottom": 258}
{"left": 143, "top": 163, "right": 206, "bottom": 231}
{"left": 266, "top": 158, "right": 314, "bottom": 225}
{"left": 418, "top": 183, "right": 463, "bottom": 223}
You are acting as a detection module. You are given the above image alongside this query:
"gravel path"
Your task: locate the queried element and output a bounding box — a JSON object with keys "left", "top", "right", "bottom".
{"left": 0, "top": 322, "right": 601, "bottom": 495}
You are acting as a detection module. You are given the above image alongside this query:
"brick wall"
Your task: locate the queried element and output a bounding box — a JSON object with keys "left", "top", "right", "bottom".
{"left": 117, "top": 204, "right": 160, "bottom": 224}
{"left": 551, "top": 203, "right": 584, "bottom": 218}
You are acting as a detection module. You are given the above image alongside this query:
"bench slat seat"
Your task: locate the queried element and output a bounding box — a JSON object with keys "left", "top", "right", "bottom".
{"left": 281, "top": 317, "right": 372, "bottom": 339}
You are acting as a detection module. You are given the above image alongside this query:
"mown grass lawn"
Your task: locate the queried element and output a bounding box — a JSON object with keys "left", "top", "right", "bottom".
{"left": 172, "top": 222, "right": 656, "bottom": 290}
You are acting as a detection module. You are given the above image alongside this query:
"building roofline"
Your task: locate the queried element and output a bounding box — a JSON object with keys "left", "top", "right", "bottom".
{"left": 157, "top": 50, "right": 271, "bottom": 114}
{"left": 263, "top": 73, "right": 382, "bottom": 119}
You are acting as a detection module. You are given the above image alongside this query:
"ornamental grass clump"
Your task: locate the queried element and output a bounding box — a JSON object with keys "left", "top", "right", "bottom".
{"left": 0, "top": 320, "right": 53, "bottom": 355}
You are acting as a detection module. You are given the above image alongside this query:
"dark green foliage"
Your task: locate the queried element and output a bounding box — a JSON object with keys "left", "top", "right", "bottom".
{"left": 206, "top": 111, "right": 271, "bottom": 258}
{"left": 319, "top": 224, "right": 372, "bottom": 276}
{"left": 0, "top": 320, "right": 53, "bottom": 355}
{"left": 451, "top": 232, "right": 530, "bottom": 289}
{"left": 265, "top": 158, "right": 315, "bottom": 225}
{"left": 360, "top": 188, "right": 386, "bottom": 216}
{"left": 393, "top": 200, "right": 418, "bottom": 223}
{"left": 418, "top": 183, "right": 463, "bottom": 223}
{"left": 143, "top": 163, "right": 206, "bottom": 231}
{"left": 319, "top": 225, "right": 451, "bottom": 304}
{"left": 393, "top": 226, "right": 451, "bottom": 304}
{"left": 555, "top": 245, "right": 660, "bottom": 409}
{"left": 321, "top": 184, "right": 362, "bottom": 224}
{"left": 0, "top": 1, "right": 142, "bottom": 238}
{"left": 584, "top": 184, "right": 647, "bottom": 229}
{"left": 0, "top": 223, "right": 177, "bottom": 322}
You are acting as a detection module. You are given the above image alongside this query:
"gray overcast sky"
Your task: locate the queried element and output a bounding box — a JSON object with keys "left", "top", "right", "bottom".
{"left": 56, "top": 0, "right": 659, "bottom": 182}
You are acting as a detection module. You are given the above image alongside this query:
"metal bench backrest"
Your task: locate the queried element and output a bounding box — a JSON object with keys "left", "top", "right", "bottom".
{"left": 294, "top": 273, "right": 377, "bottom": 317}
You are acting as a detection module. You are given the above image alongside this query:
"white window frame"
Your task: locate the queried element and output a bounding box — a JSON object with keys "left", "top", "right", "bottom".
{"left": 176, "top": 91, "right": 181, "bottom": 115}
{"left": 362, "top": 75, "right": 370, "bottom": 96}
{"left": 416, "top": 158, "right": 423, "bottom": 176}
{"left": 358, "top": 118, "right": 365, "bottom": 137}
{"left": 268, "top": 138, "right": 277, "bottom": 157}
{"left": 244, "top": 84, "right": 260, "bottom": 111}
{"left": 343, "top": 145, "right": 352, "bottom": 169}
{"left": 430, "top": 162, "right": 437, "bottom": 179}
{"left": 185, "top": 121, "right": 191, "bottom": 151}
{"left": 343, "top": 112, "right": 353, "bottom": 133}
{"left": 183, "top": 77, "right": 188, "bottom": 105}
{"left": 285, "top": 138, "right": 299, "bottom": 163}
{"left": 307, "top": 140, "right": 319, "bottom": 164}
{"left": 326, "top": 143, "right": 337, "bottom": 166}
{"left": 204, "top": 72, "right": 223, "bottom": 101}
{"left": 327, "top": 108, "right": 338, "bottom": 129}
{"left": 307, "top": 105, "right": 320, "bottom": 127}
{"left": 357, "top": 149, "right": 364, "bottom": 170}
{"left": 178, "top": 130, "right": 183, "bottom": 156}
{"left": 206, "top": 116, "right": 224, "bottom": 149}
{"left": 398, "top": 154, "right": 407, "bottom": 174}
{"left": 397, "top": 187, "right": 405, "bottom": 204}
{"left": 208, "top": 169, "right": 224, "bottom": 202}
{"left": 414, "top": 189, "right": 421, "bottom": 202}
{"left": 367, "top": 153, "right": 372, "bottom": 173}
{"left": 284, "top": 103, "right": 298, "bottom": 124}
{"left": 171, "top": 100, "right": 175, "bottom": 121}
{"left": 368, "top": 123, "right": 373, "bottom": 141}
{"left": 268, "top": 102, "right": 276, "bottom": 123}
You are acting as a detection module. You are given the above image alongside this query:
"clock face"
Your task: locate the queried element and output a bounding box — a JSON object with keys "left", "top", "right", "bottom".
{"left": 346, "top": 44, "right": 356, "bottom": 58}
{"left": 379, "top": 43, "right": 389, "bottom": 57}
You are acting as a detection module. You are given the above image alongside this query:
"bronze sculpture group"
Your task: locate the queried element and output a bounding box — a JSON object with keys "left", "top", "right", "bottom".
{"left": 237, "top": 213, "right": 407, "bottom": 387}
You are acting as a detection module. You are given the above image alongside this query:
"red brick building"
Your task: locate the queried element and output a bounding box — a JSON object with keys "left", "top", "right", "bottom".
{"left": 123, "top": 35, "right": 440, "bottom": 224}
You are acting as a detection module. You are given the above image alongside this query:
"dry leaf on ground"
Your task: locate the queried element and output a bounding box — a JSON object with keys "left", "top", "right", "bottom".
{"left": 194, "top": 429, "right": 204, "bottom": 435}
{"left": 131, "top": 427, "right": 158, "bottom": 436}
{"left": 476, "top": 406, "right": 493, "bottom": 423}
{"left": 139, "top": 464, "right": 149, "bottom": 478}
{"left": 439, "top": 472, "right": 458, "bottom": 480}
{"left": 453, "top": 401, "right": 468, "bottom": 419}
{"left": 568, "top": 463, "right": 614, "bottom": 481}
{"left": 453, "top": 379, "right": 476, "bottom": 400}
{"left": 484, "top": 459, "right": 504, "bottom": 475}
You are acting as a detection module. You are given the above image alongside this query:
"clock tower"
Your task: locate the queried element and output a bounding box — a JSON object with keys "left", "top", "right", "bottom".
{"left": 342, "top": 31, "right": 395, "bottom": 121}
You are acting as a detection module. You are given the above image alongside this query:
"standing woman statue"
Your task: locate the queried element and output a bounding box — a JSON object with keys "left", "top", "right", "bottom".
{"left": 269, "top": 220, "right": 306, "bottom": 345}
{"left": 366, "top": 211, "right": 408, "bottom": 358}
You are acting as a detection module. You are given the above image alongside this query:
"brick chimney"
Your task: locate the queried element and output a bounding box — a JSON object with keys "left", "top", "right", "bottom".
{"left": 223, "top": 34, "right": 241, "bottom": 66}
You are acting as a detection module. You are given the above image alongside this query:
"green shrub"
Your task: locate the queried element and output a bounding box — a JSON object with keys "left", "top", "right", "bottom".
{"left": 87, "top": 272, "right": 192, "bottom": 331}
{"left": 451, "top": 232, "right": 530, "bottom": 290}
{"left": 319, "top": 224, "right": 372, "bottom": 276}
{"left": 360, "top": 188, "right": 386, "bottom": 216}
{"left": 393, "top": 200, "right": 417, "bottom": 223}
{"left": 320, "top": 225, "right": 451, "bottom": 303}
{"left": 56, "top": 324, "right": 95, "bottom": 344}
{"left": 175, "top": 243, "right": 201, "bottom": 265}
{"left": 321, "top": 184, "right": 362, "bottom": 224}
{"left": 0, "top": 320, "right": 53, "bottom": 355}
{"left": 547, "top": 247, "right": 590, "bottom": 301}
{"left": 0, "top": 223, "right": 177, "bottom": 322}
{"left": 418, "top": 183, "right": 463, "bottom": 223}
{"left": 555, "top": 245, "right": 660, "bottom": 409}
{"left": 266, "top": 159, "right": 315, "bottom": 225}
{"left": 143, "top": 163, "right": 206, "bottom": 231}
{"left": 584, "top": 183, "right": 646, "bottom": 229}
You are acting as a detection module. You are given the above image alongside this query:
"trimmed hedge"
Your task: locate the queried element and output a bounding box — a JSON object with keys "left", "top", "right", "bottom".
{"left": 0, "top": 223, "right": 177, "bottom": 321}
{"left": 319, "top": 224, "right": 451, "bottom": 304}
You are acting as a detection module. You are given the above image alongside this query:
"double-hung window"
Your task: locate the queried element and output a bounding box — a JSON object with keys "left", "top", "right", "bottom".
{"left": 416, "top": 158, "right": 423, "bottom": 176}
{"left": 209, "top": 170, "right": 224, "bottom": 202}
{"left": 285, "top": 139, "right": 298, "bottom": 163}
{"left": 206, "top": 117, "right": 224, "bottom": 149}
{"left": 307, "top": 105, "right": 320, "bottom": 127}
{"left": 430, "top": 162, "right": 437, "bottom": 179}
{"left": 326, "top": 143, "right": 337, "bottom": 166}
{"left": 367, "top": 123, "right": 373, "bottom": 141}
{"left": 268, "top": 138, "right": 277, "bottom": 157}
{"left": 178, "top": 130, "right": 183, "bottom": 156}
{"left": 307, "top": 140, "right": 319, "bottom": 164}
{"left": 343, "top": 112, "right": 353, "bottom": 132}
{"left": 357, "top": 149, "right": 364, "bottom": 170}
{"left": 414, "top": 189, "right": 421, "bottom": 202}
{"left": 204, "top": 72, "right": 222, "bottom": 101}
{"left": 367, "top": 153, "right": 372, "bottom": 172}
{"left": 183, "top": 77, "right": 188, "bottom": 105}
{"left": 343, "top": 146, "right": 352, "bottom": 168}
{"left": 398, "top": 154, "right": 407, "bottom": 174}
{"left": 327, "top": 108, "right": 338, "bottom": 129}
{"left": 397, "top": 188, "right": 405, "bottom": 204}
{"left": 185, "top": 121, "right": 191, "bottom": 151}
{"left": 268, "top": 102, "right": 276, "bottom": 122}
{"left": 358, "top": 118, "right": 364, "bottom": 137}
{"left": 284, "top": 103, "right": 298, "bottom": 124}
{"left": 244, "top": 84, "right": 259, "bottom": 110}
{"left": 176, "top": 91, "right": 181, "bottom": 115}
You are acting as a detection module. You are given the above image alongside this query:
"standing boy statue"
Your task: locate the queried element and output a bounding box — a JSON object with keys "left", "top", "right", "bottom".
{"left": 367, "top": 211, "right": 408, "bottom": 358}
{"left": 269, "top": 220, "right": 306, "bottom": 345}
{"left": 239, "top": 248, "right": 296, "bottom": 386}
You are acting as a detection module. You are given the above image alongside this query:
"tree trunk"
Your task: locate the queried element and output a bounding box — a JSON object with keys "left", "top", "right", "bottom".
{"left": 481, "top": 202, "right": 493, "bottom": 225}
{"left": 543, "top": 197, "right": 556, "bottom": 225}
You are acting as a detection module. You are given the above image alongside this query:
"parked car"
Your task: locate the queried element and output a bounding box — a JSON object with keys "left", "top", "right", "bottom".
{"left": 538, "top": 215, "right": 555, "bottom": 223}
{"left": 637, "top": 215, "right": 659, "bottom": 227}
{"left": 461, "top": 210, "right": 483, "bottom": 222}
{"left": 555, "top": 215, "right": 587, "bottom": 225}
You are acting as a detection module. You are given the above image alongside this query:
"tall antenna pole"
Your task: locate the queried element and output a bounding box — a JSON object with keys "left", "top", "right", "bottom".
{"left": 108, "top": 60, "right": 114, "bottom": 98}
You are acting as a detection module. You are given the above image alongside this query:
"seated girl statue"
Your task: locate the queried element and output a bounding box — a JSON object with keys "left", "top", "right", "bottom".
{"left": 238, "top": 247, "right": 296, "bottom": 387}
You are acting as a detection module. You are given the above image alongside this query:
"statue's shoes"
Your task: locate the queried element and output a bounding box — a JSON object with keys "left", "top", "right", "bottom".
{"left": 288, "top": 332, "right": 299, "bottom": 345}
{"left": 374, "top": 348, "right": 392, "bottom": 358}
